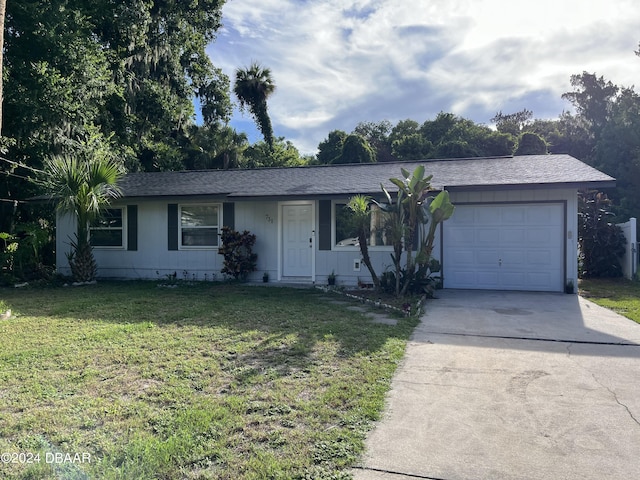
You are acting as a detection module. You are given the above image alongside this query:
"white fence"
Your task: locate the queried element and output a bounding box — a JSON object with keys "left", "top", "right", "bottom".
{"left": 616, "top": 218, "right": 637, "bottom": 280}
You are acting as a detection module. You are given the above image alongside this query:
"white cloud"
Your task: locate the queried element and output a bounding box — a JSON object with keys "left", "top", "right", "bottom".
{"left": 207, "top": 0, "right": 640, "bottom": 153}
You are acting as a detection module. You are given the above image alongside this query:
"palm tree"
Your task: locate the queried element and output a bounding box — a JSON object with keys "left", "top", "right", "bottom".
{"left": 234, "top": 62, "right": 275, "bottom": 149}
{"left": 42, "top": 154, "right": 123, "bottom": 282}
{"left": 347, "top": 195, "right": 380, "bottom": 288}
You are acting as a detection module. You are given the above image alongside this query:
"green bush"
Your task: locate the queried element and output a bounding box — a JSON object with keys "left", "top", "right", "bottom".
{"left": 578, "top": 190, "right": 626, "bottom": 278}
{"left": 218, "top": 227, "right": 258, "bottom": 280}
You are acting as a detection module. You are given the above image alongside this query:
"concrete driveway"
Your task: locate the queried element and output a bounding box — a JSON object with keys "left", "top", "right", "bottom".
{"left": 353, "top": 290, "right": 640, "bottom": 480}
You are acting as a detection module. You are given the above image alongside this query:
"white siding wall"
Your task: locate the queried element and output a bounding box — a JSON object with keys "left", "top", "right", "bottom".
{"left": 56, "top": 200, "right": 280, "bottom": 281}
{"left": 55, "top": 211, "right": 76, "bottom": 277}
{"left": 55, "top": 187, "right": 578, "bottom": 289}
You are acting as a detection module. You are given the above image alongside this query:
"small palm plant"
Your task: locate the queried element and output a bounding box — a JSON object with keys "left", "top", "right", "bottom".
{"left": 42, "top": 147, "right": 123, "bottom": 283}
{"left": 346, "top": 194, "right": 380, "bottom": 289}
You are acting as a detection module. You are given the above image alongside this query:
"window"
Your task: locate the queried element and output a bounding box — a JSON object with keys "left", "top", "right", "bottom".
{"left": 334, "top": 202, "right": 391, "bottom": 248}
{"left": 180, "top": 204, "right": 220, "bottom": 248}
{"left": 90, "top": 208, "right": 124, "bottom": 247}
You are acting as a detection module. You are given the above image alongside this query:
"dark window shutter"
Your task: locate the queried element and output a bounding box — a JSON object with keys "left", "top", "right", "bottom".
{"left": 168, "top": 204, "right": 178, "bottom": 250}
{"left": 127, "top": 205, "right": 138, "bottom": 251}
{"left": 318, "top": 200, "right": 332, "bottom": 251}
{"left": 223, "top": 202, "right": 235, "bottom": 230}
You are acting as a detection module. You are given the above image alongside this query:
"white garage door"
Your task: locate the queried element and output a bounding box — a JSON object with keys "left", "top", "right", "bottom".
{"left": 443, "top": 203, "right": 565, "bottom": 292}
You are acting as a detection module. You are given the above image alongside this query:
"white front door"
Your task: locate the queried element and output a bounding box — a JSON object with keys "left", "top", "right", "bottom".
{"left": 282, "top": 204, "right": 313, "bottom": 278}
{"left": 443, "top": 203, "right": 565, "bottom": 292}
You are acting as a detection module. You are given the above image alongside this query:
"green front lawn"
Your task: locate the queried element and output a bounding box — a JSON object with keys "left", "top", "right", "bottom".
{"left": 579, "top": 278, "right": 640, "bottom": 324}
{"left": 0, "top": 282, "right": 418, "bottom": 479}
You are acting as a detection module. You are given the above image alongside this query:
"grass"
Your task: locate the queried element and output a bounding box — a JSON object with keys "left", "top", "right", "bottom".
{"left": 579, "top": 277, "right": 640, "bottom": 324}
{"left": 0, "top": 281, "right": 418, "bottom": 479}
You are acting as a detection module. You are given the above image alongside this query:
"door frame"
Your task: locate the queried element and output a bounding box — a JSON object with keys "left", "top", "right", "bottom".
{"left": 278, "top": 200, "right": 316, "bottom": 282}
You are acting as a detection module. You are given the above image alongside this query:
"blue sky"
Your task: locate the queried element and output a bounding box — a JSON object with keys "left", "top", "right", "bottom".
{"left": 205, "top": 0, "right": 640, "bottom": 155}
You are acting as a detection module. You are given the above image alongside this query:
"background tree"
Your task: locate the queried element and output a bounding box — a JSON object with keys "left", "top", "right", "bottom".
{"left": 562, "top": 72, "right": 619, "bottom": 141}
{"left": 561, "top": 67, "right": 640, "bottom": 235}
{"left": 591, "top": 87, "right": 640, "bottom": 225}
{"left": 1, "top": 0, "right": 231, "bottom": 231}
{"left": 242, "top": 138, "right": 305, "bottom": 168}
{"left": 514, "top": 132, "right": 548, "bottom": 155}
{"left": 353, "top": 120, "right": 394, "bottom": 162}
{"left": 234, "top": 62, "right": 276, "bottom": 149}
{"left": 334, "top": 134, "right": 376, "bottom": 164}
{"left": 184, "top": 125, "right": 248, "bottom": 170}
{"left": 391, "top": 134, "right": 433, "bottom": 160}
{"left": 316, "top": 130, "right": 347, "bottom": 164}
{"left": 491, "top": 109, "right": 533, "bottom": 136}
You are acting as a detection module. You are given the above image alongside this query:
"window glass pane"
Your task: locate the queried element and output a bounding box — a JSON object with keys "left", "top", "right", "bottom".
{"left": 181, "top": 205, "right": 219, "bottom": 227}
{"left": 370, "top": 207, "right": 391, "bottom": 246}
{"left": 182, "top": 228, "right": 218, "bottom": 246}
{"left": 91, "top": 230, "right": 123, "bottom": 247}
{"left": 335, "top": 204, "right": 359, "bottom": 246}
{"left": 334, "top": 203, "right": 391, "bottom": 247}
{"left": 93, "top": 209, "right": 122, "bottom": 228}
{"left": 90, "top": 208, "right": 123, "bottom": 246}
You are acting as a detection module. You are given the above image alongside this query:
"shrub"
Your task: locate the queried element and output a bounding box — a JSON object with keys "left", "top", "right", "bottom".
{"left": 578, "top": 190, "right": 626, "bottom": 278}
{"left": 218, "top": 227, "right": 258, "bottom": 280}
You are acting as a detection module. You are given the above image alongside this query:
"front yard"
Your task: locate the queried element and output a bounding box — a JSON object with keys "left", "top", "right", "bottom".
{"left": 579, "top": 278, "right": 640, "bottom": 324}
{"left": 0, "top": 282, "right": 418, "bottom": 479}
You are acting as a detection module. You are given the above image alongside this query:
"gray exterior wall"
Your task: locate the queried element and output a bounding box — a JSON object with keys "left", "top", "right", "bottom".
{"left": 55, "top": 187, "right": 579, "bottom": 288}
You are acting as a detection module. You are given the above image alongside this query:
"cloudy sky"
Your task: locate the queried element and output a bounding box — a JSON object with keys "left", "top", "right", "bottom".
{"left": 206, "top": 0, "right": 640, "bottom": 154}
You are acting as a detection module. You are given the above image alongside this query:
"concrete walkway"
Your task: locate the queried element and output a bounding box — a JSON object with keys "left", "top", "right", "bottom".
{"left": 353, "top": 290, "right": 640, "bottom": 480}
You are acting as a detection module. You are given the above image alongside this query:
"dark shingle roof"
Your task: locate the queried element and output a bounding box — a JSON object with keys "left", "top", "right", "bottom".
{"left": 118, "top": 154, "right": 615, "bottom": 199}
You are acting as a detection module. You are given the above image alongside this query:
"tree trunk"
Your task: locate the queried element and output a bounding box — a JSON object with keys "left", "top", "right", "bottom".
{"left": 358, "top": 231, "right": 380, "bottom": 289}
{"left": 0, "top": 0, "right": 6, "bottom": 136}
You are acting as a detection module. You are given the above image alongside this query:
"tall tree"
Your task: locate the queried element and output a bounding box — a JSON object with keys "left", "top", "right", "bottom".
{"left": 1, "top": 0, "right": 230, "bottom": 230}
{"left": 0, "top": 0, "right": 6, "bottom": 135}
{"left": 234, "top": 62, "right": 276, "bottom": 149}
{"left": 562, "top": 72, "right": 619, "bottom": 141}
{"left": 353, "top": 120, "right": 394, "bottom": 162}
{"left": 491, "top": 109, "right": 533, "bottom": 136}
{"left": 242, "top": 138, "right": 305, "bottom": 168}
{"left": 514, "top": 132, "right": 547, "bottom": 155}
{"left": 316, "top": 130, "right": 347, "bottom": 164}
{"left": 334, "top": 134, "right": 376, "bottom": 164}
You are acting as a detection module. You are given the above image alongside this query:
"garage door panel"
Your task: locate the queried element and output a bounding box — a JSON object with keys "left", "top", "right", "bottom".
{"left": 527, "top": 272, "right": 561, "bottom": 290}
{"left": 527, "top": 250, "right": 555, "bottom": 265}
{"left": 501, "top": 228, "right": 526, "bottom": 244}
{"left": 443, "top": 203, "right": 564, "bottom": 292}
{"left": 501, "top": 250, "right": 526, "bottom": 265}
{"left": 476, "top": 271, "right": 499, "bottom": 287}
{"left": 476, "top": 228, "right": 499, "bottom": 244}
{"left": 448, "top": 227, "right": 475, "bottom": 246}
{"left": 476, "top": 250, "right": 500, "bottom": 265}
{"left": 501, "top": 272, "right": 527, "bottom": 288}
{"left": 451, "top": 208, "right": 476, "bottom": 224}
{"left": 528, "top": 228, "right": 554, "bottom": 243}
{"left": 528, "top": 206, "right": 562, "bottom": 224}
{"left": 476, "top": 209, "right": 501, "bottom": 224}
{"left": 449, "top": 249, "right": 475, "bottom": 265}
{"left": 501, "top": 207, "right": 527, "bottom": 224}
